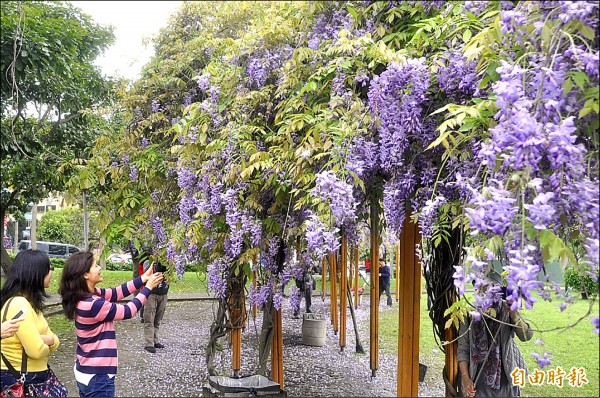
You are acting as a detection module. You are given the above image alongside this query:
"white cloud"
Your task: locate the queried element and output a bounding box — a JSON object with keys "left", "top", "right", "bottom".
{"left": 70, "top": 1, "right": 182, "bottom": 81}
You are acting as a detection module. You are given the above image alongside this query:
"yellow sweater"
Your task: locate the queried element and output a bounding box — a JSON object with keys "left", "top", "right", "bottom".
{"left": 1, "top": 296, "right": 60, "bottom": 372}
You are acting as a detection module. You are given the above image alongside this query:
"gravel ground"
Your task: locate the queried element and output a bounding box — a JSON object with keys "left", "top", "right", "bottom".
{"left": 50, "top": 297, "right": 445, "bottom": 397}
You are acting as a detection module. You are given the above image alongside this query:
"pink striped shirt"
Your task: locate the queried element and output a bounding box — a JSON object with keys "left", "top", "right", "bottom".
{"left": 74, "top": 277, "right": 150, "bottom": 375}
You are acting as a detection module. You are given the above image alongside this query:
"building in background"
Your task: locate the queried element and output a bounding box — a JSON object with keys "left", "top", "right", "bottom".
{"left": 22, "top": 193, "right": 66, "bottom": 239}
{"left": 4, "top": 193, "right": 67, "bottom": 251}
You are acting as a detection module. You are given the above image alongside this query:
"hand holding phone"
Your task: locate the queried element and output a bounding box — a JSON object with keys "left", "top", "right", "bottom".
{"left": 1, "top": 312, "right": 24, "bottom": 339}
{"left": 11, "top": 308, "right": 26, "bottom": 321}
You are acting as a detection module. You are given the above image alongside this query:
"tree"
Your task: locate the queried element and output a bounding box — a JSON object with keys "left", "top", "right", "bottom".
{"left": 37, "top": 207, "right": 99, "bottom": 248}
{"left": 0, "top": 1, "right": 115, "bottom": 271}
{"left": 71, "top": 0, "right": 599, "bottom": 383}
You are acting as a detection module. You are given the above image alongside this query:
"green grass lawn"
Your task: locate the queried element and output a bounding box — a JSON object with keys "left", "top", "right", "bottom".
{"left": 1, "top": 268, "right": 210, "bottom": 295}
{"left": 379, "top": 293, "right": 599, "bottom": 397}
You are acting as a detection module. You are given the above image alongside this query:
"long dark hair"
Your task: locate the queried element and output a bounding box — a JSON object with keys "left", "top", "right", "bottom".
{"left": 59, "top": 251, "right": 94, "bottom": 320}
{"left": 0, "top": 249, "right": 51, "bottom": 313}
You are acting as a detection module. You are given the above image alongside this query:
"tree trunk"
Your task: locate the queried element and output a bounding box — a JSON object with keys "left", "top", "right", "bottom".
{"left": 129, "top": 240, "right": 141, "bottom": 279}
{"left": 346, "top": 279, "right": 365, "bottom": 354}
{"left": 206, "top": 299, "right": 228, "bottom": 376}
{"left": 258, "top": 300, "right": 274, "bottom": 375}
{"left": 0, "top": 207, "right": 12, "bottom": 274}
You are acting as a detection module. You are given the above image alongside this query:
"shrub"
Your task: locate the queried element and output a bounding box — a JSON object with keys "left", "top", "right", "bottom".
{"left": 50, "top": 258, "right": 66, "bottom": 269}
{"left": 7, "top": 252, "right": 65, "bottom": 268}
{"left": 105, "top": 260, "right": 133, "bottom": 271}
{"left": 564, "top": 266, "right": 599, "bottom": 298}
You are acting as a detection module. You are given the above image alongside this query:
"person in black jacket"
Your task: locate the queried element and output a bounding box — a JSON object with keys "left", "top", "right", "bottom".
{"left": 142, "top": 260, "right": 169, "bottom": 353}
{"left": 293, "top": 268, "right": 314, "bottom": 318}
{"left": 378, "top": 256, "right": 392, "bottom": 307}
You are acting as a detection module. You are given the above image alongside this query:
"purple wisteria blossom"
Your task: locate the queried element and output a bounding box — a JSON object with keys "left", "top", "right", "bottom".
{"left": 197, "top": 73, "right": 210, "bottom": 92}
{"left": 129, "top": 164, "right": 138, "bottom": 181}
{"left": 419, "top": 195, "right": 447, "bottom": 240}
{"left": 247, "top": 58, "right": 268, "bottom": 88}
{"left": 305, "top": 212, "right": 340, "bottom": 260}
{"left": 383, "top": 172, "right": 416, "bottom": 236}
{"left": 207, "top": 256, "right": 230, "bottom": 299}
{"left": 531, "top": 351, "right": 552, "bottom": 369}
{"left": 466, "top": 179, "right": 518, "bottom": 236}
{"left": 368, "top": 58, "right": 430, "bottom": 173}
{"left": 462, "top": 1, "right": 488, "bottom": 16}
{"left": 524, "top": 190, "right": 556, "bottom": 230}
{"left": 149, "top": 215, "right": 167, "bottom": 246}
{"left": 151, "top": 100, "right": 161, "bottom": 113}
{"left": 312, "top": 170, "right": 356, "bottom": 226}
{"left": 437, "top": 51, "right": 478, "bottom": 102}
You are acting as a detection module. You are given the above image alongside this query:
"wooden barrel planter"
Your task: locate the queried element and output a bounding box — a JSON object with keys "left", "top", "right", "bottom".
{"left": 302, "top": 313, "right": 326, "bottom": 347}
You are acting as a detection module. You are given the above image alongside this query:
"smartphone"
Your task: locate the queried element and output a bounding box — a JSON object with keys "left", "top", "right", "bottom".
{"left": 11, "top": 308, "right": 26, "bottom": 320}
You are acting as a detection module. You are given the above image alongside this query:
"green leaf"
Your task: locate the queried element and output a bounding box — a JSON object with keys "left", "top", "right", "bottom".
{"left": 580, "top": 24, "right": 596, "bottom": 40}
{"left": 563, "top": 77, "right": 574, "bottom": 94}
{"left": 571, "top": 72, "right": 589, "bottom": 90}
{"left": 462, "top": 29, "right": 472, "bottom": 43}
{"left": 539, "top": 229, "right": 554, "bottom": 248}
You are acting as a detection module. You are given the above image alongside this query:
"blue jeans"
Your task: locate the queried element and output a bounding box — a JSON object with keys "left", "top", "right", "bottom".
{"left": 77, "top": 374, "right": 115, "bottom": 397}
{"left": 1, "top": 369, "right": 48, "bottom": 396}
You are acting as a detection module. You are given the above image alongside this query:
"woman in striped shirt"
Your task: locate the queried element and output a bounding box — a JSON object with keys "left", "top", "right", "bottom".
{"left": 59, "top": 252, "right": 163, "bottom": 397}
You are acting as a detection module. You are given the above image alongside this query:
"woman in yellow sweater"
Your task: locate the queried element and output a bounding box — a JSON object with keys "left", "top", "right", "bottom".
{"left": 0, "top": 249, "right": 60, "bottom": 391}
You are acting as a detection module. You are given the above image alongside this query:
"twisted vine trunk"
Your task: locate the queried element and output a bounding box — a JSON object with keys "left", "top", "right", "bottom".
{"left": 206, "top": 299, "right": 228, "bottom": 376}
{"left": 346, "top": 279, "right": 365, "bottom": 354}
{"left": 258, "top": 237, "right": 285, "bottom": 377}
{"left": 257, "top": 299, "right": 274, "bottom": 375}
{"left": 424, "top": 226, "right": 462, "bottom": 397}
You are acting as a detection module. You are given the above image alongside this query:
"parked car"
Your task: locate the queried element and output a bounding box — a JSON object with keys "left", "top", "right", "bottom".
{"left": 16, "top": 240, "right": 80, "bottom": 259}
{"left": 107, "top": 253, "right": 133, "bottom": 264}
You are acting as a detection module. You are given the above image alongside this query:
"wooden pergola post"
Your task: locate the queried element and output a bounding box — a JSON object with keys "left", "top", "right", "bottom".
{"left": 369, "top": 194, "right": 380, "bottom": 377}
{"left": 252, "top": 254, "right": 258, "bottom": 319}
{"left": 340, "top": 234, "right": 348, "bottom": 351}
{"left": 397, "top": 214, "right": 422, "bottom": 397}
{"left": 229, "top": 273, "right": 246, "bottom": 377}
{"left": 232, "top": 303, "right": 242, "bottom": 377}
{"left": 330, "top": 252, "right": 338, "bottom": 335}
{"left": 445, "top": 291, "right": 459, "bottom": 398}
{"left": 322, "top": 257, "right": 327, "bottom": 301}
{"left": 395, "top": 240, "right": 400, "bottom": 302}
{"left": 353, "top": 246, "right": 359, "bottom": 309}
{"left": 271, "top": 307, "right": 284, "bottom": 389}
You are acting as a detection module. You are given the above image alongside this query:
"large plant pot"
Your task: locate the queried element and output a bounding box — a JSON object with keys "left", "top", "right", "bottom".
{"left": 301, "top": 313, "right": 326, "bottom": 346}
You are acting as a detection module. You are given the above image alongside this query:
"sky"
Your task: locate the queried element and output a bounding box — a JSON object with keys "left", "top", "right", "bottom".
{"left": 70, "top": 1, "right": 183, "bottom": 81}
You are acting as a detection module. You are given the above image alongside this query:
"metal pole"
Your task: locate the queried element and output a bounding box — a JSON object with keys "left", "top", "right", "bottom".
{"left": 83, "top": 190, "right": 89, "bottom": 251}
{"left": 30, "top": 203, "right": 37, "bottom": 250}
